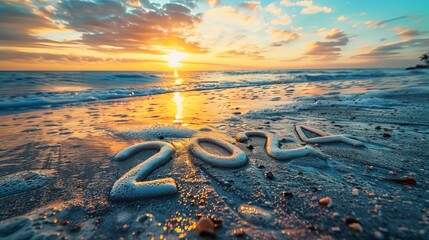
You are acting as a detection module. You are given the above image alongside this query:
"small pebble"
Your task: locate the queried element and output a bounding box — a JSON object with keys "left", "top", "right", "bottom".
{"left": 281, "top": 191, "right": 293, "bottom": 198}
{"left": 345, "top": 217, "right": 362, "bottom": 232}
{"left": 374, "top": 231, "right": 384, "bottom": 239}
{"left": 384, "top": 177, "right": 417, "bottom": 186}
{"left": 60, "top": 220, "right": 70, "bottom": 226}
{"left": 348, "top": 222, "right": 363, "bottom": 232}
{"left": 352, "top": 188, "right": 359, "bottom": 196}
{"left": 319, "top": 197, "right": 333, "bottom": 207}
{"left": 264, "top": 172, "right": 274, "bottom": 179}
{"left": 196, "top": 217, "right": 215, "bottom": 237}
{"left": 247, "top": 144, "right": 254, "bottom": 150}
{"left": 257, "top": 165, "right": 265, "bottom": 169}
{"left": 232, "top": 228, "right": 244, "bottom": 237}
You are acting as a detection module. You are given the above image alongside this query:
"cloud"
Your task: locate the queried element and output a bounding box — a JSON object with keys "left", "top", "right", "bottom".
{"left": 325, "top": 28, "right": 347, "bottom": 39}
{"left": 282, "top": 56, "right": 308, "bottom": 62}
{"left": 0, "top": 29, "right": 55, "bottom": 46}
{"left": 238, "top": 1, "right": 261, "bottom": 11}
{"left": 126, "top": 0, "right": 141, "bottom": 8}
{"left": 0, "top": 1, "right": 57, "bottom": 31}
{"left": 305, "top": 29, "right": 350, "bottom": 59}
{"left": 0, "top": 1, "right": 58, "bottom": 47}
{"left": 280, "top": 0, "right": 302, "bottom": 6}
{"left": 265, "top": 3, "right": 281, "bottom": 16}
{"left": 280, "top": 0, "right": 332, "bottom": 14}
{"left": 217, "top": 48, "right": 265, "bottom": 60}
{"left": 272, "top": 14, "right": 292, "bottom": 25}
{"left": 337, "top": 15, "right": 346, "bottom": 21}
{"left": 197, "top": 6, "right": 260, "bottom": 27}
{"left": 40, "top": 0, "right": 207, "bottom": 54}
{"left": 171, "top": 0, "right": 198, "bottom": 9}
{"left": 0, "top": 0, "right": 209, "bottom": 59}
{"left": 353, "top": 38, "right": 429, "bottom": 59}
{"left": 268, "top": 29, "right": 300, "bottom": 47}
{"left": 201, "top": 0, "right": 222, "bottom": 8}
{"left": 300, "top": 5, "right": 332, "bottom": 14}
{"left": 0, "top": 50, "right": 157, "bottom": 63}
{"left": 393, "top": 27, "right": 425, "bottom": 38}
{"left": 290, "top": 26, "right": 303, "bottom": 31}
{"left": 193, "top": 6, "right": 263, "bottom": 51}
{"left": 365, "top": 15, "right": 409, "bottom": 29}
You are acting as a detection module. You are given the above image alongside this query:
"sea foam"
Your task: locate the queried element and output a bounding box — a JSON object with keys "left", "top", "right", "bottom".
{"left": 0, "top": 170, "right": 55, "bottom": 198}
{"left": 116, "top": 125, "right": 197, "bottom": 140}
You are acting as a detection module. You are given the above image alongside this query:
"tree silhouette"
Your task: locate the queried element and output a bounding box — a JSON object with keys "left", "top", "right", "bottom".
{"left": 420, "top": 52, "right": 429, "bottom": 65}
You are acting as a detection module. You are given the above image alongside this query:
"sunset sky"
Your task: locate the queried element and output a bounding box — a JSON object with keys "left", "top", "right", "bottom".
{"left": 1, "top": 0, "right": 428, "bottom": 71}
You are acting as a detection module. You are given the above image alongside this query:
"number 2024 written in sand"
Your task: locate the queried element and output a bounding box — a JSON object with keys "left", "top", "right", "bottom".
{"left": 110, "top": 126, "right": 364, "bottom": 201}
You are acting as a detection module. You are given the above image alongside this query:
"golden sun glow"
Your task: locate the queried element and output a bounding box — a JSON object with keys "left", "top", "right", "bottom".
{"left": 164, "top": 51, "right": 187, "bottom": 68}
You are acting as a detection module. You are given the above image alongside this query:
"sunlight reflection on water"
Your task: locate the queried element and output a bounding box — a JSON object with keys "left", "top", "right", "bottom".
{"left": 172, "top": 70, "right": 185, "bottom": 125}
{"left": 173, "top": 92, "right": 183, "bottom": 124}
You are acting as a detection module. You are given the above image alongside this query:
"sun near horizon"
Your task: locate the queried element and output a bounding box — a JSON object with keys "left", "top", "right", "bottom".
{"left": 164, "top": 51, "right": 188, "bottom": 69}
{"left": 0, "top": 0, "right": 428, "bottom": 71}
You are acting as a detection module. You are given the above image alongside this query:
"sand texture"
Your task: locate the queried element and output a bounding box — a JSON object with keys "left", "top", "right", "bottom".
{"left": 0, "top": 72, "right": 428, "bottom": 239}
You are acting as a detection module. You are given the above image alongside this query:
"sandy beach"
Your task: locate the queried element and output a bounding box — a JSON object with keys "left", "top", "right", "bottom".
{"left": 0, "top": 69, "right": 428, "bottom": 239}
{"left": 2, "top": 0, "right": 429, "bottom": 239}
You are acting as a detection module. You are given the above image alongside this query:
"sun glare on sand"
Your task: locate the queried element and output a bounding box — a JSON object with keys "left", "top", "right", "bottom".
{"left": 164, "top": 51, "right": 187, "bottom": 68}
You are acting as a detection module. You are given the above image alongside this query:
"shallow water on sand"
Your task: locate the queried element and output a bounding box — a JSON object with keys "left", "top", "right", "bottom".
{"left": 0, "top": 69, "right": 426, "bottom": 112}
{"left": 0, "top": 70, "right": 428, "bottom": 239}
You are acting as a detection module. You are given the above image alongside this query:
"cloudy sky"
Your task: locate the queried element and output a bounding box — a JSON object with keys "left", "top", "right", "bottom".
{"left": 1, "top": 0, "right": 428, "bottom": 70}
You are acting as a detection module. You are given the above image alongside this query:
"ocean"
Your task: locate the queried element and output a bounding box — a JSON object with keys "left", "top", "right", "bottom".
{"left": 1, "top": 69, "right": 427, "bottom": 113}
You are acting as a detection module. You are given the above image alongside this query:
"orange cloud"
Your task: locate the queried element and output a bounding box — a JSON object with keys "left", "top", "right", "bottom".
{"left": 305, "top": 29, "right": 350, "bottom": 59}
{"left": 268, "top": 29, "right": 300, "bottom": 47}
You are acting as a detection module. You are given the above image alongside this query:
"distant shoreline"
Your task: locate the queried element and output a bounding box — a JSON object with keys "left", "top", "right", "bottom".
{"left": 405, "top": 65, "right": 429, "bottom": 70}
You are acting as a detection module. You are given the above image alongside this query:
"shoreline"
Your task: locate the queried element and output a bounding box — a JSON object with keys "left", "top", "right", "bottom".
{"left": 1, "top": 68, "right": 427, "bottom": 115}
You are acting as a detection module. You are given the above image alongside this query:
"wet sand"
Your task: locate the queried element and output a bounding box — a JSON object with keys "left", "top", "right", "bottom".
{"left": 0, "top": 77, "right": 428, "bottom": 239}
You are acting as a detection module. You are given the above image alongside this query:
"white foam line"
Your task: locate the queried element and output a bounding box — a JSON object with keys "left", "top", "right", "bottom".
{"left": 189, "top": 137, "right": 248, "bottom": 168}
{"left": 295, "top": 125, "right": 364, "bottom": 147}
{"left": 236, "top": 131, "right": 325, "bottom": 160}
{"left": 110, "top": 141, "right": 178, "bottom": 201}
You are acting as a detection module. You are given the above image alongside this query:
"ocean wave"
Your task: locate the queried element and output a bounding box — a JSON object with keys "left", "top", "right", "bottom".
{"left": 0, "top": 69, "right": 427, "bottom": 112}
{"left": 0, "top": 88, "right": 167, "bottom": 111}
